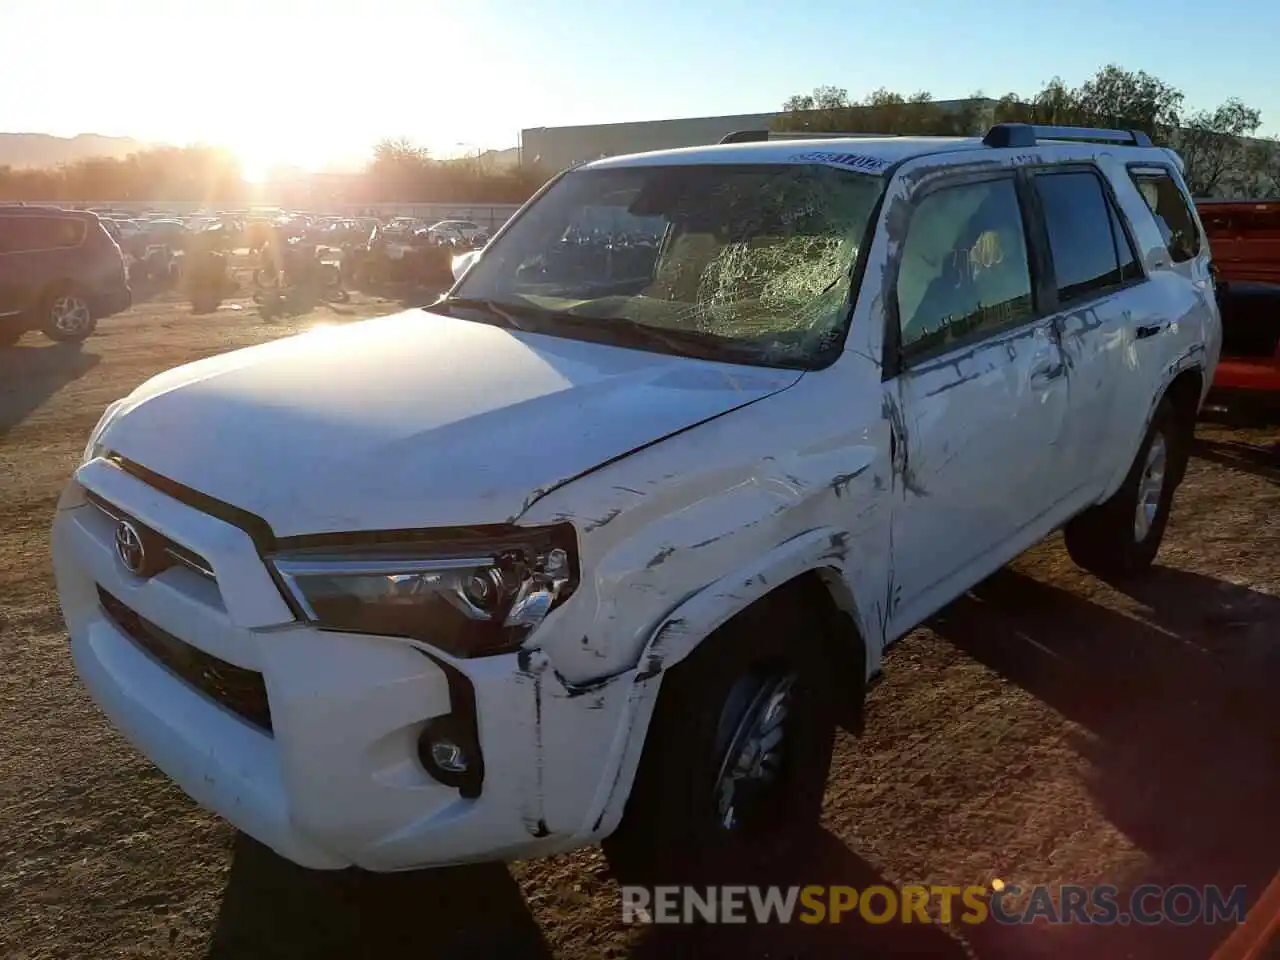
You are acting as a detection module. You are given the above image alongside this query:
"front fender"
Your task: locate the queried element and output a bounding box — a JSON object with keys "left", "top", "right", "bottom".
{"left": 572, "top": 525, "right": 868, "bottom": 844}
{"left": 525, "top": 430, "right": 884, "bottom": 686}
{"left": 633, "top": 525, "right": 862, "bottom": 677}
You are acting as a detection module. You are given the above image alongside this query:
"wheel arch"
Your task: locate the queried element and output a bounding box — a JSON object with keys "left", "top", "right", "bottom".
{"left": 40, "top": 276, "right": 77, "bottom": 302}
{"left": 1103, "top": 358, "right": 1206, "bottom": 499}
{"left": 635, "top": 529, "right": 869, "bottom": 703}
{"left": 583, "top": 530, "right": 871, "bottom": 842}
{"left": 1162, "top": 366, "right": 1204, "bottom": 485}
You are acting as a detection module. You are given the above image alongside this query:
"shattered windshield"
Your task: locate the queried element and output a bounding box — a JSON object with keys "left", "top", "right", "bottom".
{"left": 450, "top": 163, "right": 886, "bottom": 369}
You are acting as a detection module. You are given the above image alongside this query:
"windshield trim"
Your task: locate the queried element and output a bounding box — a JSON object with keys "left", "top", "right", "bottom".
{"left": 447, "top": 161, "right": 894, "bottom": 372}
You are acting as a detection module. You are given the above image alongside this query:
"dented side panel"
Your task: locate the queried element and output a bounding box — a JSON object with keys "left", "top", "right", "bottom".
{"left": 881, "top": 323, "right": 1074, "bottom": 634}
{"left": 520, "top": 357, "right": 893, "bottom": 687}
{"left": 868, "top": 153, "right": 1077, "bottom": 636}
{"left": 1107, "top": 155, "right": 1219, "bottom": 491}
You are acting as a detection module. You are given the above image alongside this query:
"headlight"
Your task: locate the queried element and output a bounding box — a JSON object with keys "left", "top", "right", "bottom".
{"left": 82, "top": 399, "right": 126, "bottom": 464}
{"left": 269, "top": 525, "right": 578, "bottom": 658}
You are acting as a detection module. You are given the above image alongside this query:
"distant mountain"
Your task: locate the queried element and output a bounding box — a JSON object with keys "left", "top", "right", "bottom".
{"left": 0, "top": 133, "right": 153, "bottom": 169}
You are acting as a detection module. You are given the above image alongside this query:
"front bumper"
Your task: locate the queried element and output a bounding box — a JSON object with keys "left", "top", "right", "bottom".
{"left": 52, "top": 459, "right": 643, "bottom": 871}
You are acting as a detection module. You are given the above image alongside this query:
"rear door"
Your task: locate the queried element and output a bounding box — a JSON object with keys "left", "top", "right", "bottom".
{"left": 1025, "top": 165, "right": 1147, "bottom": 493}
{"left": 0, "top": 217, "right": 46, "bottom": 320}
{"left": 883, "top": 167, "right": 1074, "bottom": 632}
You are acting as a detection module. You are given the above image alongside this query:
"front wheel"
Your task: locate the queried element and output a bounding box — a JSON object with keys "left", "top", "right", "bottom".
{"left": 41, "top": 289, "right": 96, "bottom": 342}
{"left": 1063, "top": 397, "right": 1187, "bottom": 581}
{"left": 603, "top": 582, "right": 838, "bottom": 882}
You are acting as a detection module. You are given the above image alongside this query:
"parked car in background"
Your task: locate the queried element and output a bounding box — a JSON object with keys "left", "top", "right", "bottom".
{"left": 1198, "top": 199, "right": 1280, "bottom": 394}
{"left": 428, "top": 219, "right": 489, "bottom": 246}
{"left": 0, "top": 206, "right": 131, "bottom": 344}
{"left": 103, "top": 219, "right": 149, "bottom": 258}
{"left": 141, "top": 219, "right": 190, "bottom": 250}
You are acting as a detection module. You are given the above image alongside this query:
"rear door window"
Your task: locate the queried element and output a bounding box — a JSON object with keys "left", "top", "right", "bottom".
{"left": 1033, "top": 169, "right": 1141, "bottom": 303}
{"left": 1129, "top": 170, "right": 1201, "bottom": 263}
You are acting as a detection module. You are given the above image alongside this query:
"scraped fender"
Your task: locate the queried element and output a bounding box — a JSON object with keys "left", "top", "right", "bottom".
{"left": 633, "top": 525, "right": 863, "bottom": 681}
{"left": 1103, "top": 350, "right": 1207, "bottom": 498}
{"left": 580, "top": 526, "right": 865, "bottom": 843}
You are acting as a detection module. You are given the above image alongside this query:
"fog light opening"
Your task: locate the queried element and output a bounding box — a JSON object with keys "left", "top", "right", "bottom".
{"left": 418, "top": 715, "right": 482, "bottom": 797}
{"left": 430, "top": 737, "right": 469, "bottom": 774}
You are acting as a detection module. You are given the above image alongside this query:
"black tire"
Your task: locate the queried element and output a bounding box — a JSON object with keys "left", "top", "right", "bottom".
{"left": 40, "top": 287, "right": 96, "bottom": 342}
{"left": 1063, "top": 397, "right": 1187, "bottom": 581}
{"left": 603, "top": 581, "right": 838, "bottom": 883}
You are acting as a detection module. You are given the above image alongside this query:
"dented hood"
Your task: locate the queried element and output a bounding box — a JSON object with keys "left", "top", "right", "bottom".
{"left": 102, "top": 309, "right": 799, "bottom": 537}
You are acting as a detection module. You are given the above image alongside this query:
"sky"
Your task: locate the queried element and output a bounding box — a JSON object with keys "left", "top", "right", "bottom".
{"left": 2, "top": 0, "right": 1276, "bottom": 175}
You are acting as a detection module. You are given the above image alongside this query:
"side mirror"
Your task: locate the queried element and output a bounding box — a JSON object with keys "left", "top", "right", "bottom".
{"left": 451, "top": 249, "right": 482, "bottom": 282}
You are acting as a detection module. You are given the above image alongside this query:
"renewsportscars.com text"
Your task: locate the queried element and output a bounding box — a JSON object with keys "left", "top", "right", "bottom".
{"left": 620, "top": 883, "right": 1248, "bottom": 926}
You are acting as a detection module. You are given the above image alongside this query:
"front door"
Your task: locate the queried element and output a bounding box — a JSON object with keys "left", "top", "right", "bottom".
{"left": 883, "top": 170, "right": 1072, "bottom": 634}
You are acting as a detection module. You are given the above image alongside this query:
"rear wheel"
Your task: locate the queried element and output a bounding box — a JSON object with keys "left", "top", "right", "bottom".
{"left": 1063, "top": 397, "right": 1187, "bottom": 580}
{"left": 603, "top": 583, "right": 838, "bottom": 883}
{"left": 41, "top": 288, "right": 96, "bottom": 342}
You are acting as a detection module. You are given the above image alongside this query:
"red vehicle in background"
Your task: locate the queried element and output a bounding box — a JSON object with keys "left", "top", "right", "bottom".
{"left": 1198, "top": 199, "right": 1280, "bottom": 393}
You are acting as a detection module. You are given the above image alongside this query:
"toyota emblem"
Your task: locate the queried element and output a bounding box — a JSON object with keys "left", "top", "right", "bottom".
{"left": 114, "top": 520, "right": 147, "bottom": 576}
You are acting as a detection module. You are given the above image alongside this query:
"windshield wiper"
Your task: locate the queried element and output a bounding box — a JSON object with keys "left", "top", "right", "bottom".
{"left": 549, "top": 311, "right": 785, "bottom": 364}
{"left": 548, "top": 312, "right": 704, "bottom": 353}
{"left": 433, "top": 296, "right": 531, "bottom": 331}
{"left": 437, "top": 296, "right": 779, "bottom": 364}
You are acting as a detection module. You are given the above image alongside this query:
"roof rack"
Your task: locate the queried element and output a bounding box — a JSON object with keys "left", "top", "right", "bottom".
{"left": 982, "top": 122, "right": 1153, "bottom": 149}
{"left": 719, "top": 129, "right": 899, "bottom": 144}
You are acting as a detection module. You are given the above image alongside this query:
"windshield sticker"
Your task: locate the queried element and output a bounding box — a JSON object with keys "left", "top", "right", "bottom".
{"left": 788, "top": 152, "right": 890, "bottom": 172}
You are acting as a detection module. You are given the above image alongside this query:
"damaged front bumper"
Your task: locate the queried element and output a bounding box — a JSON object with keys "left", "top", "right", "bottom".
{"left": 51, "top": 461, "right": 651, "bottom": 871}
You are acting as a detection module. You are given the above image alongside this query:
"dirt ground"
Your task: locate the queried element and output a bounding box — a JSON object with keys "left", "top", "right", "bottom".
{"left": 1, "top": 275, "right": 1277, "bottom": 959}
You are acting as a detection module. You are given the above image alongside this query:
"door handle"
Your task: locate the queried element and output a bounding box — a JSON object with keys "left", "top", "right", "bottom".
{"left": 1135, "top": 322, "right": 1168, "bottom": 340}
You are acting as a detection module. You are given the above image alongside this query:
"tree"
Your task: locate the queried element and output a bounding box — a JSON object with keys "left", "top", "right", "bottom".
{"left": 0, "top": 139, "right": 550, "bottom": 205}
{"left": 1242, "top": 137, "right": 1280, "bottom": 196}
{"left": 772, "top": 86, "right": 981, "bottom": 136}
{"left": 994, "top": 78, "right": 1088, "bottom": 127}
{"left": 372, "top": 137, "right": 430, "bottom": 166}
{"left": 781, "top": 85, "right": 851, "bottom": 114}
{"left": 1176, "top": 99, "right": 1263, "bottom": 196}
{"left": 777, "top": 64, "right": 1270, "bottom": 197}
{"left": 1072, "top": 64, "right": 1183, "bottom": 139}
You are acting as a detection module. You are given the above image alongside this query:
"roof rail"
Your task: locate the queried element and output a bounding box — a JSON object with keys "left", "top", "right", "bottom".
{"left": 719, "top": 129, "right": 898, "bottom": 144}
{"left": 982, "top": 122, "right": 1154, "bottom": 149}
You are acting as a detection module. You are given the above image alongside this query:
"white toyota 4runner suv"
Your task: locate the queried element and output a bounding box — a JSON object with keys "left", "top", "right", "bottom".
{"left": 54, "top": 123, "right": 1221, "bottom": 877}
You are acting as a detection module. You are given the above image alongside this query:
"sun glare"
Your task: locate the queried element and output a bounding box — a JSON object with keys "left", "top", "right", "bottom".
{"left": 232, "top": 129, "right": 351, "bottom": 183}
{"left": 240, "top": 156, "right": 270, "bottom": 185}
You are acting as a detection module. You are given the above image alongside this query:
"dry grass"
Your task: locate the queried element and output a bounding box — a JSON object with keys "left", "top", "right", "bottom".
{"left": 1, "top": 279, "right": 1277, "bottom": 959}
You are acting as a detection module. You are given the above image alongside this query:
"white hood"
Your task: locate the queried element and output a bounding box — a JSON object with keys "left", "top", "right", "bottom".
{"left": 102, "top": 310, "right": 800, "bottom": 537}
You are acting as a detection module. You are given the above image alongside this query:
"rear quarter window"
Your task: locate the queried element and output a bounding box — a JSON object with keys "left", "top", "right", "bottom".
{"left": 1129, "top": 169, "right": 1201, "bottom": 264}
{"left": 0, "top": 216, "right": 87, "bottom": 252}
